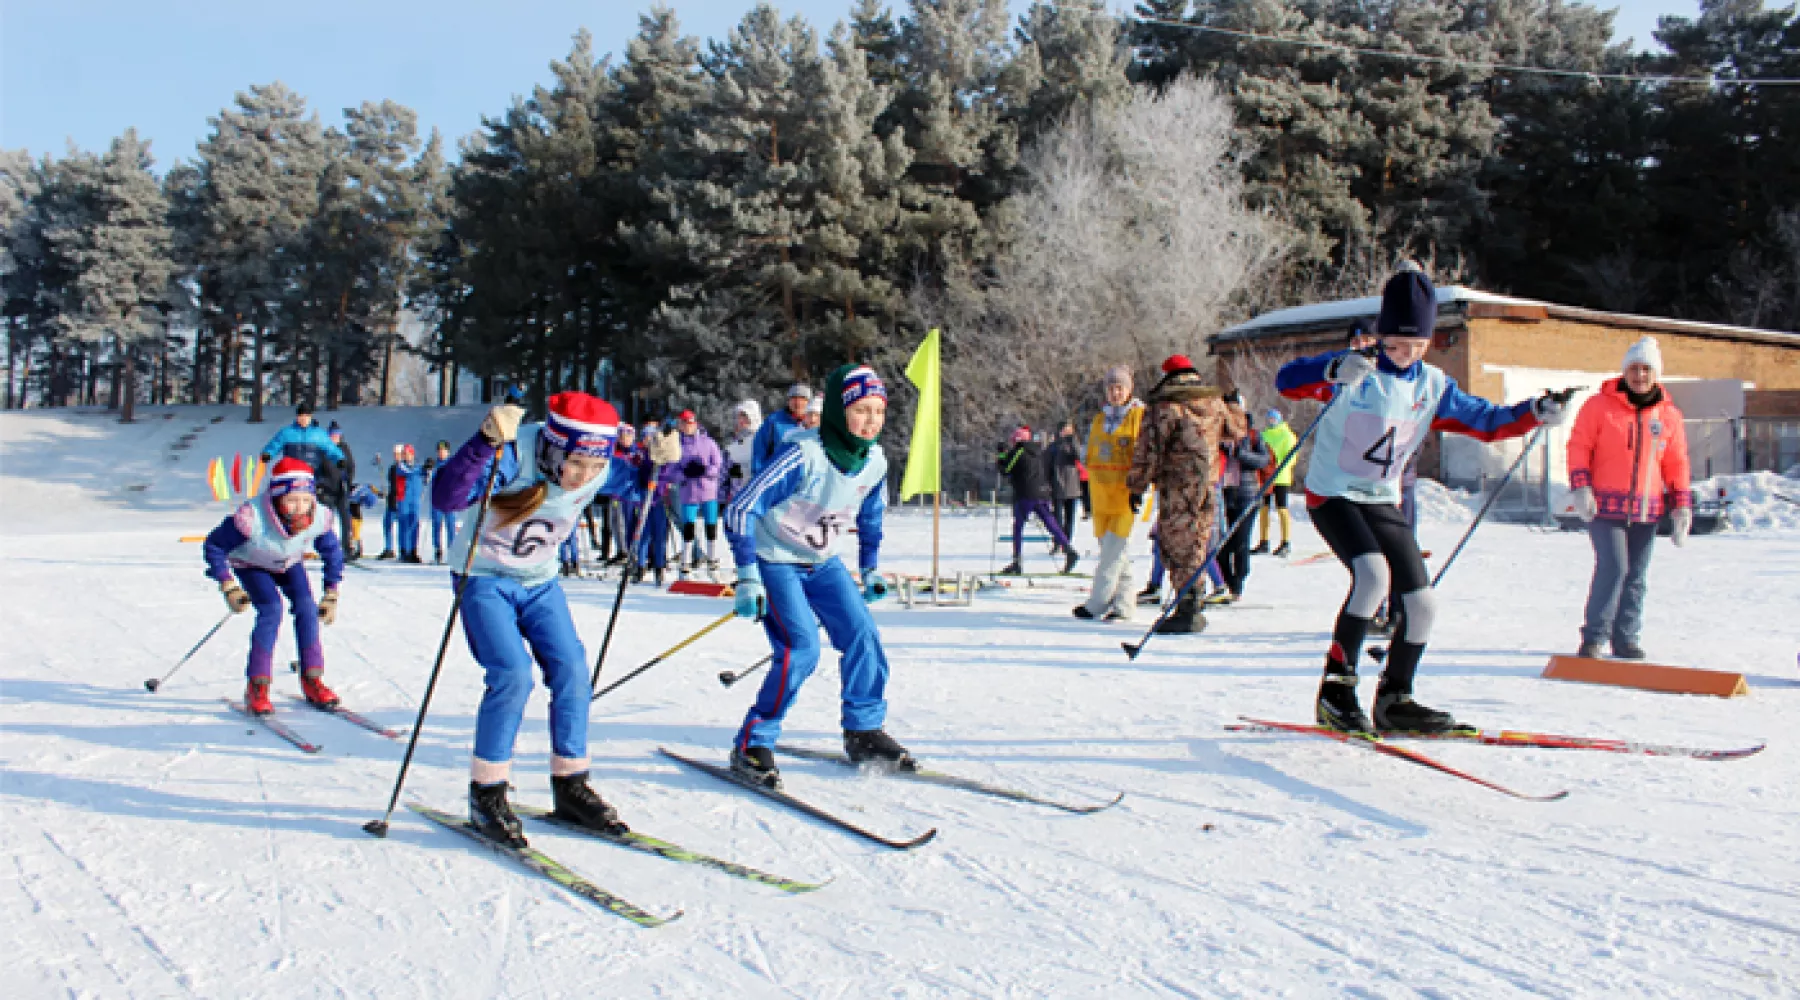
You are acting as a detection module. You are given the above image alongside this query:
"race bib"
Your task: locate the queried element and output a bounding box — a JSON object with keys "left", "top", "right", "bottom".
{"left": 1337, "top": 412, "right": 1424, "bottom": 482}
{"left": 476, "top": 513, "right": 575, "bottom": 571}
{"left": 772, "top": 497, "right": 856, "bottom": 556}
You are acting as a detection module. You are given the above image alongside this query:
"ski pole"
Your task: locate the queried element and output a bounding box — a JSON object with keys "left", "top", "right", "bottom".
{"left": 719, "top": 653, "right": 773, "bottom": 688}
{"left": 592, "top": 610, "right": 736, "bottom": 702}
{"left": 589, "top": 476, "right": 668, "bottom": 690}
{"left": 365, "top": 456, "right": 504, "bottom": 839}
{"left": 143, "top": 612, "right": 234, "bottom": 692}
{"left": 1124, "top": 387, "right": 1345, "bottom": 661}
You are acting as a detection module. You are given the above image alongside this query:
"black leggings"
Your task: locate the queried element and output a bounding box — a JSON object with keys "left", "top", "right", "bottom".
{"left": 1309, "top": 498, "right": 1436, "bottom": 694}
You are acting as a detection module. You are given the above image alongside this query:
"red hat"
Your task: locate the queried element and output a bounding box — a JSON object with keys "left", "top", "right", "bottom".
{"left": 267, "top": 457, "right": 316, "bottom": 499}
{"left": 1161, "top": 354, "right": 1197, "bottom": 375}
{"left": 1011, "top": 426, "right": 1031, "bottom": 443}
{"left": 542, "top": 392, "right": 620, "bottom": 457}
{"left": 678, "top": 409, "right": 696, "bottom": 421}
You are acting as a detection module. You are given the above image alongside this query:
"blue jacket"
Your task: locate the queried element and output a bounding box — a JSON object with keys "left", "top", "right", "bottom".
{"left": 750, "top": 410, "right": 804, "bottom": 475}
{"left": 259, "top": 423, "right": 345, "bottom": 471}
{"left": 599, "top": 443, "right": 646, "bottom": 502}
{"left": 725, "top": 431, "right": 886, "bottom": 574}
{"left": 387, "top": 461, "right": 426, "bottom": 512}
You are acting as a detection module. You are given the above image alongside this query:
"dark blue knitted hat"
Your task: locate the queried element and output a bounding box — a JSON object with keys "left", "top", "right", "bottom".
{"left": 1377, "top": 268, "right": 1437, "bottom": 339}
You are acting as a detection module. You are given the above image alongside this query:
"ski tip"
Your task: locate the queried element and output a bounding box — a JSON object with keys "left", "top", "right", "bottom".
{"left": 1121, "top": 642, "right": 1141, "bottom": 660}
{"left": 363, "top": 819, "right": 391, "bottom": 838}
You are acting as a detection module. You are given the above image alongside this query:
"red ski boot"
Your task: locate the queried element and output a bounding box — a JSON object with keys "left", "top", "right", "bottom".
{"left": 299, "top": 668, "right": 339, "bottom": 708}
{"left": 245, "top": 678, "right": 274, "bottom": 715}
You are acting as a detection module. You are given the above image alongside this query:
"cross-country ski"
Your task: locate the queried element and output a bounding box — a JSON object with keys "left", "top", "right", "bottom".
{"left": 775, "top": 744, "right": 1125, "bottom": 814}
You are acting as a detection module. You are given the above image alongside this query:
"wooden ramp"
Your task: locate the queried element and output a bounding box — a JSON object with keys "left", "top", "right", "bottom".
{"left": 1542, "top": 655, "right": 1749, "bottom": 698}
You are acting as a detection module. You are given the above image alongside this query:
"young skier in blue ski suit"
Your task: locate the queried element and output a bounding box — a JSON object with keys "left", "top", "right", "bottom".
{"left": 202, "top": 457, "right": 345, "bottom": 715}
{"left": 1276, "top": 266, "right": 1572, "bottom": 734}
{"left": 430, "top": 392, "right": 627, "bottom": 847}
{"left": 724, "top": 364, "right": 907, "bottom": 788}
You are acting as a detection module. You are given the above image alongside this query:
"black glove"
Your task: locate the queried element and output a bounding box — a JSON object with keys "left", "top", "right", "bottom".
{"left": 729, "top": 462, "right": 744, "bottom": 481}
{"left": 1128, "top": 493, "right": 1143, "bottom": 514}
{"left": 683, "top": 459, "right": 707, "bottom": 479}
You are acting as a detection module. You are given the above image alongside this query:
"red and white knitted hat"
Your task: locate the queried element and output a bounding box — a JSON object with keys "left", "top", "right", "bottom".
{"left": 541, "top": 392, "right": 620, "bottom": 457}
{"left": 267, "top": 457, "right": 316, "bottom": 498}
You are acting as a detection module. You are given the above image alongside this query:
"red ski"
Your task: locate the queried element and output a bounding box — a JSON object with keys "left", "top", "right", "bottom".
{"left": 1234, "top": 717, "right": 1569, "bottom": 802}
{"left": 226, "top": 698, "right": 322, "bottom": 753}
{"left": 287, "top": 695, "right": 405, "bottom": 738}
{"left": 1227, "top": 721, "right": 1763, "bottom": 761}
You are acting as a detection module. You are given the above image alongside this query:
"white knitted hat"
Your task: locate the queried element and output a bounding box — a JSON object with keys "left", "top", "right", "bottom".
{"left": 1623, "top": 336, "right": 1663, "bottom": 378}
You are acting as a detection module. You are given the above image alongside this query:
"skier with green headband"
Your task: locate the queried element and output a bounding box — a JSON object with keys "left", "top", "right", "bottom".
{"left": 721, "top": 363, "right": 906, "bottom": 789}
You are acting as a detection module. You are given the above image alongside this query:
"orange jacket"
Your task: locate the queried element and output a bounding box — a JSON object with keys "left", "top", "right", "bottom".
{"left": 1566, "top": 378, "right": 1692, "bottom": 523}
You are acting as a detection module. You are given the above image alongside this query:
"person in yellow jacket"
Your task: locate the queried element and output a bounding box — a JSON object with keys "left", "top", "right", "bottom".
{"left": 1254, "top": 408, "right": 1298, "bottom": 557}
{"left": 1075, "top": 366, "right": 1146, "bottom": 621}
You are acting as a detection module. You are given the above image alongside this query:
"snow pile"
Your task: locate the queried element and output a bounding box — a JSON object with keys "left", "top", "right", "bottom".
{"left": 1411, "top": 477, "right": 1479, "bottom": 523}
{"left": 1692, "top": 470, "right": 1800, "bottom": 533}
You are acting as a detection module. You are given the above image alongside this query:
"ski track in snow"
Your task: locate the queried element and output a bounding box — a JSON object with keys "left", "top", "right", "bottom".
{"left": 4, "top": 407, "right": 1800, "bottom": 997}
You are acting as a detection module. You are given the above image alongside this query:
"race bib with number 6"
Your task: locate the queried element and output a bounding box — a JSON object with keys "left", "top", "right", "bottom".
{"left": 476, "top": 514, "right": 575, "bottom": 571}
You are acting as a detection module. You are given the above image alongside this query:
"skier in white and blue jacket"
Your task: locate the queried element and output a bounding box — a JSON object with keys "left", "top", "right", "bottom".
{"left": 429, "top": 391, "right": 628, "bottom": 848}
{"left": 723, "top": 364, "right": 906, "bottom": 789}
{"left": 748, "top": 382, "right": 813, "bottom": 475}
{"left": 1276, "top": 266, "right": 1571, "bottom": 735}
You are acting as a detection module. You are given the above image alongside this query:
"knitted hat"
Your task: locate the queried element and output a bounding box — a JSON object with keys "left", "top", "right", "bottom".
{"left": 401, "top": 444, "right": 415, "bottom": 461}
{"left": 267, "top": 458, "right": 316, "bottom": 499}
{"left": 327, "top": 421, "right": 342, "bottom": 437}
{"left": 734, "top": 400, "right": 763, "bottom": 429}
{"left": 542, "top": 391, "right": 620, "bottom": 457}
{"left": 1377, "top": 267, "right": 1437, "bottom": 339}
{"left": 838, "top": 365, "right": 886, "bottom": 409}
{"left": 1161, "top": 354, "right": 1198, "bottom": 376}
{"left": 1104, "top": 365, "right": 1134, "bottom": 388}
{"left": 295, "top": 401, "right": 314, "bottom": 417}
{"left": 787, "top": 383, "right": 814, "bottom": 401}
{"left": 677, "top": 409, "right": 696, "bottom": 422}
{"left": 1265, "top": 408, "right": 1283, "bottom": 425}
{"left": 1623, "top": 336, "right": 1663, "bottom": 379}
{"left": 1012, "top": 426, "right": 1031, "bottom": 443}
{"left": 807, "top": 395, "right": 823, "bottom": 415}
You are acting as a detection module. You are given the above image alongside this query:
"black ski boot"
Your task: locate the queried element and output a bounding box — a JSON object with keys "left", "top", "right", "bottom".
{"left": 1576, "top": 640, "right": 1604, "bottom": 658}
{"left": 1315, "top": 673, "right": 1372, "bottom": 733}
{"left": 1273, "top": 541, "right": 1291, "bottom": 558}
{"left": 1136, "top": 584, "right": 1162, "bottom": 606}
{"left": 1153, "top": 592, "right": 1206, "bottom": 634}
{"left": 1373, "top": 690, "right": 1459, "bottom": 735}
{"left": 1610, "top": 640, "right": 1645, "bottom": 660}
{"left": 468, "top": 781, "right": 527, "bottom": 848}
{"left": 550, "top": 772, "right": 629, "bottom": 835}
{"left": 1061, "top": 549, "right": 1080, "bottom": 575}
{"left": 998, "top": 561, "right": 1023, "bottom": 576}
{"left": 730, "top": 746, "right": 782, "bottom": 790}
{"left": 1071, "top": 605, "right": 1096, "bottom": 620}
{"left": 844, "top": 729, "right": 918, "bottom": 772}
{"left": 1250, "top": 540, "right": 1270, "bottom": 555}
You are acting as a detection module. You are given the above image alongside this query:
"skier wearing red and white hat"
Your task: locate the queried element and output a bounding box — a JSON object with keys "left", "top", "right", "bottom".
{"left": 201, "top": 457, "right": 346, "bottom": 715}
{"left": 430, "top": 391, "right": 626, "bottom": 847}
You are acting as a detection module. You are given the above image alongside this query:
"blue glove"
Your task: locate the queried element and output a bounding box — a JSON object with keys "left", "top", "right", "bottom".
{"left": 734, "top": 567, "right": 766, "bottom": 621}
{"left": 862, "top": 569, "right": 889, "bottom": 603}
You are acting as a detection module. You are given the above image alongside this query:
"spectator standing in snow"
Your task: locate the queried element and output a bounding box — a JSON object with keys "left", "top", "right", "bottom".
{"left": 1567, "top": 336, "right": 1692, "bottom": 660}
{"left": 996, "top": 426, "right": 1077, "bottom": 576}
{"left": 1045, "top": 421, "right": 1084, "bottom": 555}
{"left": 723, "top": 400, "right": 762, "bottom": 506}
{"left": 1077, "top": 365, "right": 1145, "bottom": 621}
{"left": 659, "top": 410, "right": 725, "bottom": 580}
{"left": 1217, "top": 396, "right": 1271, "bottom": 600}
{"left": 751, "top": 384, "right": 812, "bottom": 475}
{"left": 1254, "top": 409, "right": 1298, "bottom": 558}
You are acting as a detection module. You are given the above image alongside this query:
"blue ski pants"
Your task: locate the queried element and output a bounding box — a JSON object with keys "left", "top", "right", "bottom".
{"left": 458, "top": 575, "right": 590, "bottom": 766}
{"left": 235, "top": 562, "right": 322, "bottom": 680}
{"left": 431, "top": 508, "right": 455, "bottom": 554}
{"left": 737, "top": 558, "right": 889, "bottom": 750}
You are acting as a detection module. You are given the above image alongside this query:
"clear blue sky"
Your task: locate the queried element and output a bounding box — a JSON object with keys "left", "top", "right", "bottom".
{"left": 2, "top": 0, "right": 1698, "bottom": 169}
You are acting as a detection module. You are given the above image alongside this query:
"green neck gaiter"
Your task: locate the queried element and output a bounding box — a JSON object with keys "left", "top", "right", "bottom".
{"left": 820, "top": 364, "right": 876, "bottom": 474}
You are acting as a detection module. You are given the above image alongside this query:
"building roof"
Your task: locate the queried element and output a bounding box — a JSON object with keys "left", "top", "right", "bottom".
{"left": 1210, "top": 286, "right": 1800, "bottom": 351}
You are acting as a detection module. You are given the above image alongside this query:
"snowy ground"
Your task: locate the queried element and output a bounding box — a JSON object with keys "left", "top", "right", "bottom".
{"left": 4, "top": 407, "right": 1799, "bottom": 998}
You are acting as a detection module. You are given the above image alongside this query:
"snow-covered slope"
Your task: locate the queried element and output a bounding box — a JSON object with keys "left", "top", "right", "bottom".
{"left": 3, "top": 408, "right": 1798, "bottom": 998}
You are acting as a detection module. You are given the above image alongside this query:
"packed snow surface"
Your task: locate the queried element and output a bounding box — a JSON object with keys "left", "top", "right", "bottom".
{"left": 4, "top": 407, "right": 1799, "bottom": 998}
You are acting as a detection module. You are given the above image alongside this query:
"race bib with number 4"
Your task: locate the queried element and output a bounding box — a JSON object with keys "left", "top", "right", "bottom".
{"left": 1337, "top": 412, "right": 1425, "bottom": 481}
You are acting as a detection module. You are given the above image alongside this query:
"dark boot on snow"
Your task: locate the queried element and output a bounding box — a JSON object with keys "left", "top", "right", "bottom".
{"left": 997, "top": 561, "right": 1023, "bottom": 576}
{"left": 1061, "top": 549, "right": 1080, "bottom": 575}
{"left": 1071, "top": 605, "right": 1095, "bottom": 620}
{"left": 376, "top": 549, "right": 396, "bottom": 560}
{"left": 844, "top": 729, "right": 918, "bottom": 771}
{"left": 1576, "top": 640, "right": 1604, "bottom": 658}
{"left": 244, "top": 677, "right": 274, "bottom": 715}
{"left": 730, "top": 746, "right": 782, "bottom": 790}
{"left": 1610, "top": 640, "right": 1645, "bottom": 660}
{"left": 550, "top": 772, "right": 628, "bottom": 835}
{"left": 1373, "top": 690, "right": 1459, "bottom": 734}
{"left": 1315, "top": 672, "right": 1371, "bottom": 733}
{"left": 1153, "top": 592, "right": 1206, "bottom": 634}
{"left": 1273, "top": 541, "right": 1291, "bottom": 558}
{"left": 468, "top": 781, "right": 527, "bottom": 848}
{"left": 1136, "top": 585, "right": 1162, "bottom": 606}
{"left": 1250, "top": 540, "right": 1270, "bottom": 555}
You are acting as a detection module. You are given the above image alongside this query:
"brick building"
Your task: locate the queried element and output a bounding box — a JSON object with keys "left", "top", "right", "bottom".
{"left": 1209, "top": 287, "right": 1800, "bottom": 503}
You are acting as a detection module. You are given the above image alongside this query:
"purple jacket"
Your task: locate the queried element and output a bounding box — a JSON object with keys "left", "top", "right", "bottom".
{"left": 658, "top": 427, "right": 723, "bottom": 505}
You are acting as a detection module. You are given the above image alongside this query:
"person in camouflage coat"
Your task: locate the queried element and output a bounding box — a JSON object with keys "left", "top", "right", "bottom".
{"left": 1126, "top": 355, "right": 1246, "bottom": 634}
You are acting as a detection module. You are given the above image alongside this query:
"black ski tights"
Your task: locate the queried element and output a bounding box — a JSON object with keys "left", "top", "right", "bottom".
{"left": 1310, "top": 498, "right": 1434, "bottom": 694}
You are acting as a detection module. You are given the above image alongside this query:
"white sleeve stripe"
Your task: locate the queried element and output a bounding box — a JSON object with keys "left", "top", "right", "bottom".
{"left": 726, "top": 448, "right": 804, "bottom": 534}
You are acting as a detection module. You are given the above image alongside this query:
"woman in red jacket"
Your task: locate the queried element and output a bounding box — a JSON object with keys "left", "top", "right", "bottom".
{"left": 1566, "top": 337, "right": 1693, "bottom": 660}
